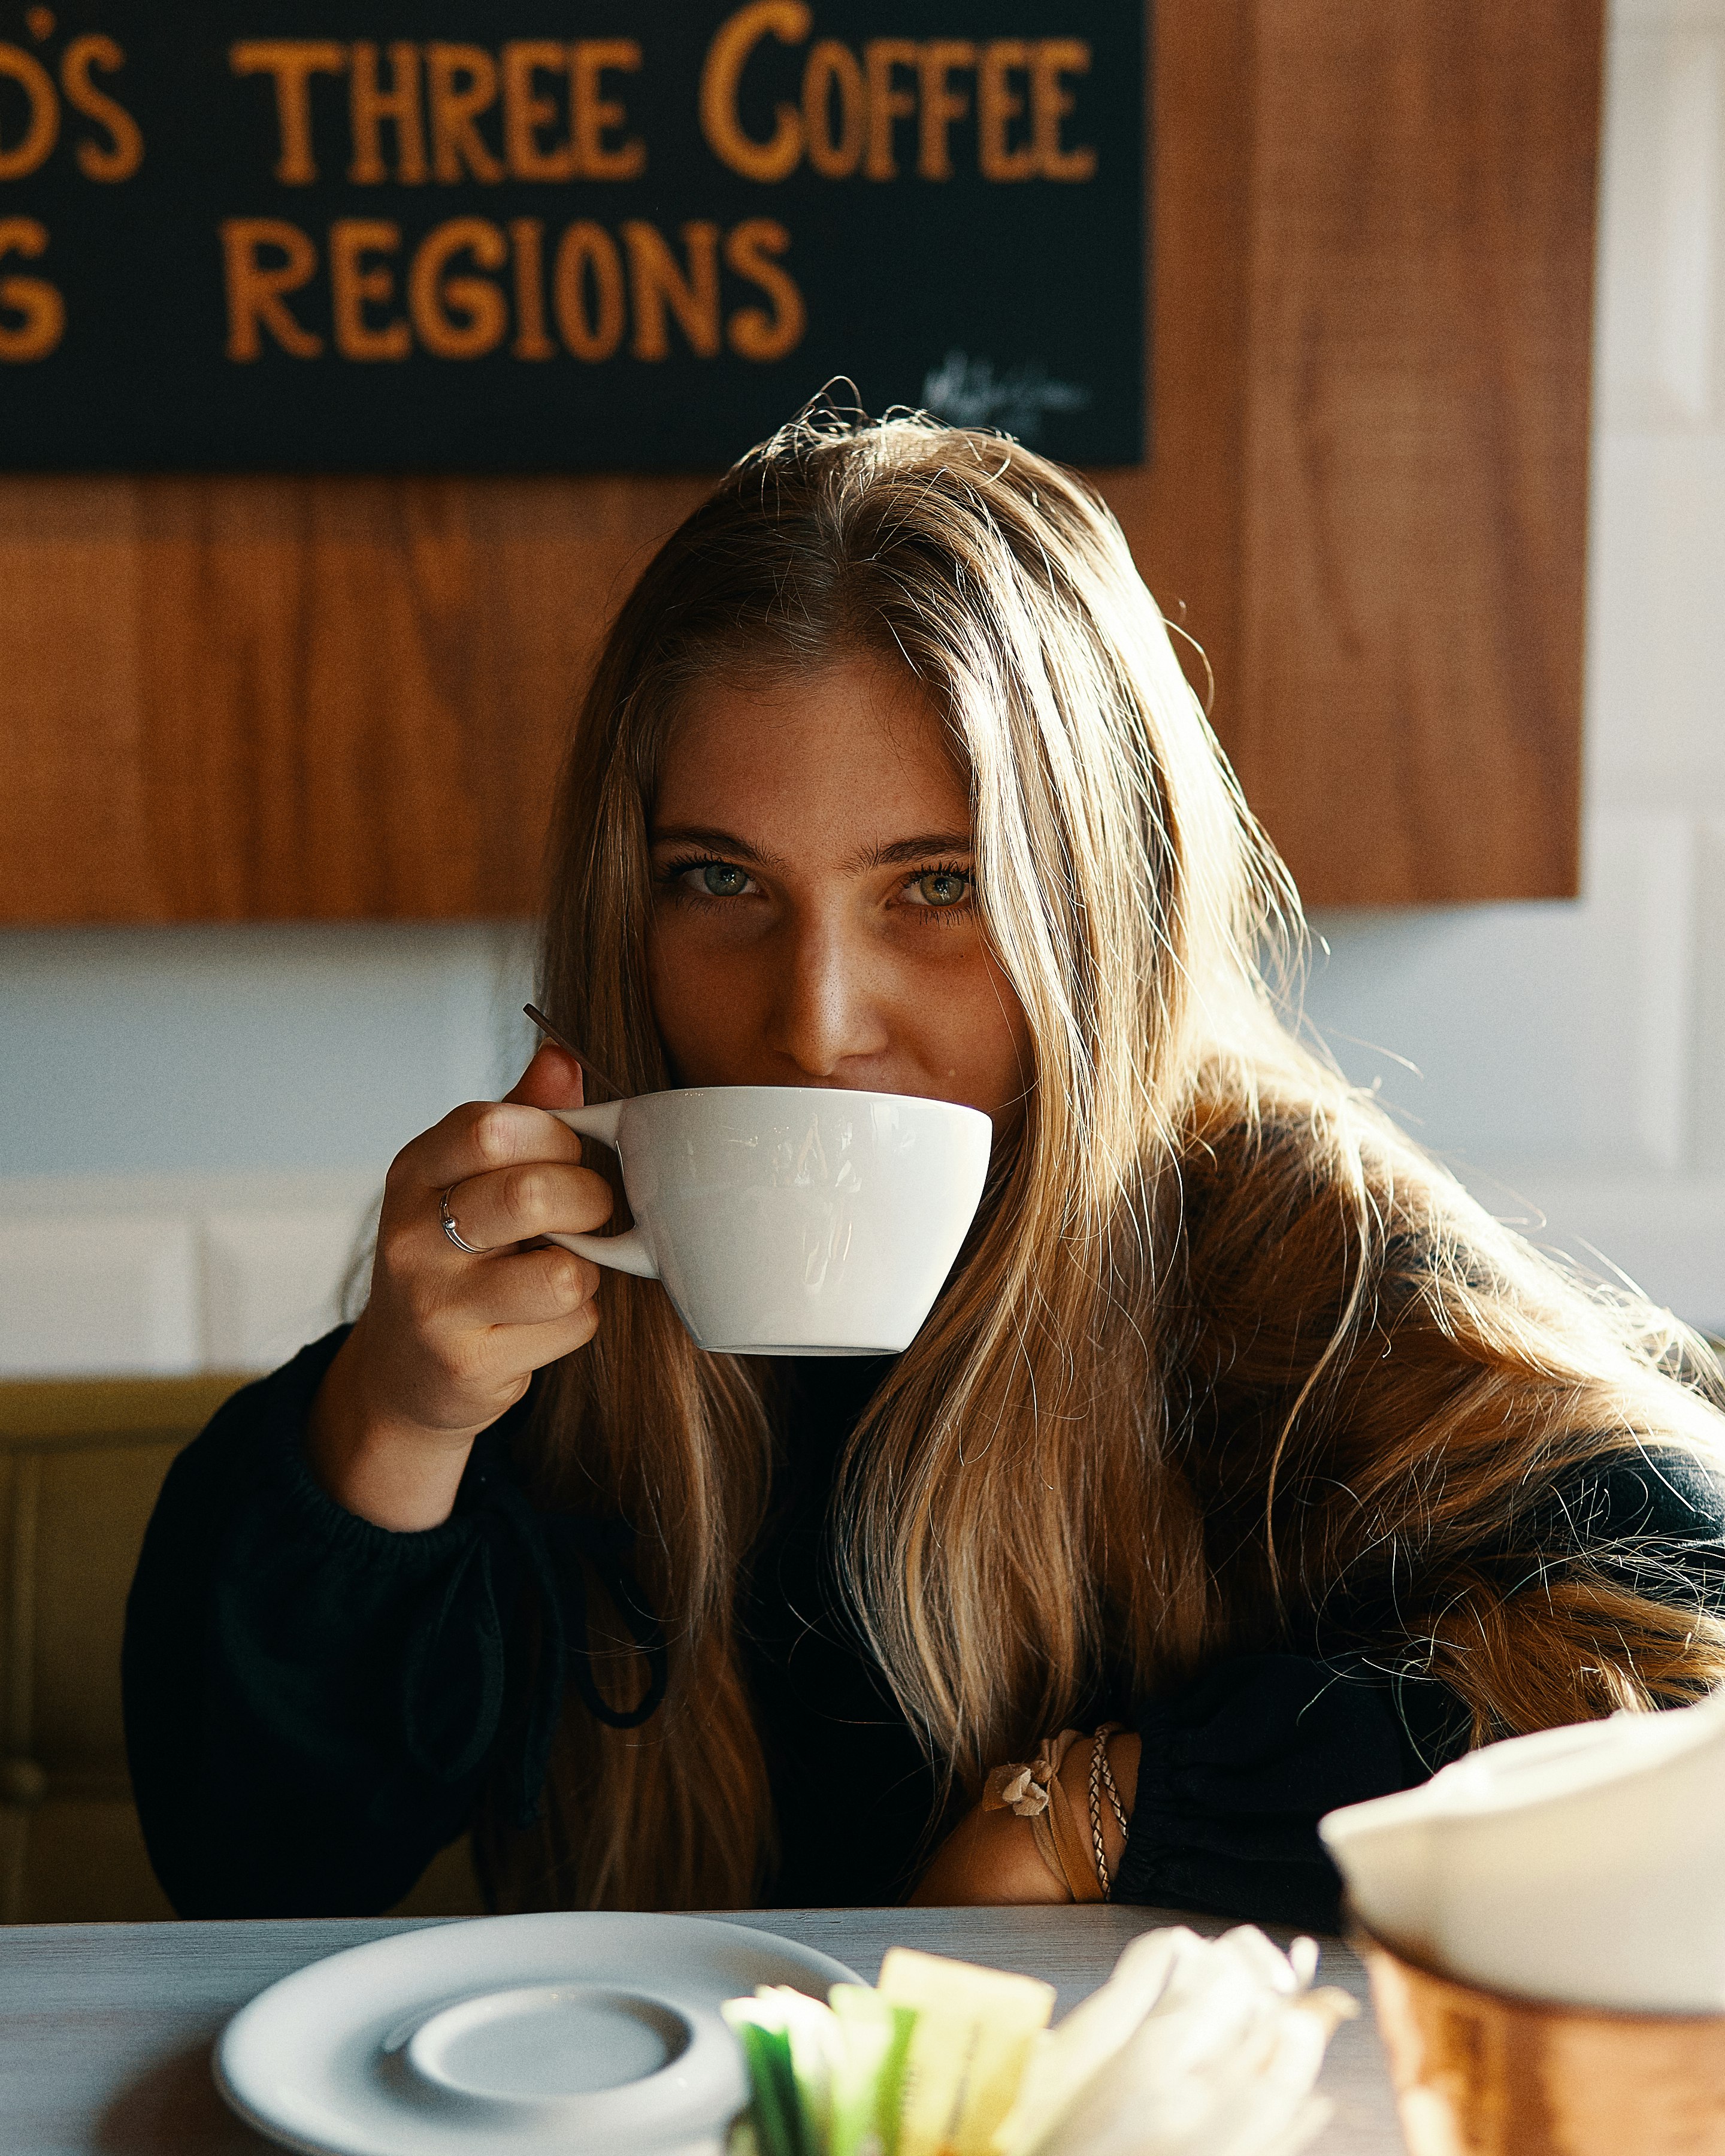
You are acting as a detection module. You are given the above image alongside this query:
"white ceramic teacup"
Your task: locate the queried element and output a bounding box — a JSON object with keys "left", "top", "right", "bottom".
{"left": 544, "top": 1085, "right": 992, "bottom": 1355}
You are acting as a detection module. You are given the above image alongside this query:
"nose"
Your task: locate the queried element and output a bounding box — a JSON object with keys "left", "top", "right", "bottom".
{"left": 764, "top": 909, "right": 891, "bottom": 1080}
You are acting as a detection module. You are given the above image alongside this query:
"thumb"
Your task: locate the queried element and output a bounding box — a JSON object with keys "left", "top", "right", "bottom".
{"left": 506, "top": 1042, "right": 586, "bottom": 1111}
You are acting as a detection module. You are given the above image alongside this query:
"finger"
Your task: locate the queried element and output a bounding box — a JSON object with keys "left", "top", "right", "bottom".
{"left": 506, "top": 1042, "right": 586, "bottom": 1112}
{"left": 416, "top": 1297, "right": 603, "bottom": 1402}
{"left": 439, "top": 1243, "right": 603, "bottom": 1331}
{"left": 438, "top": 1161, "right": 614, "bottom": 1256}
{"left": 398, "top": 1097, "right": 585, "bottom": 1196}
{"left": 495, "top": 1303, "right": 603, "bottom": 1373}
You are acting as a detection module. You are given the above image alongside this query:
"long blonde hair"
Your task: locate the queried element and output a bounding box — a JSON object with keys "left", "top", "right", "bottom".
{"left": 500, "top": 411, "right": 1725, "bottom": 1911}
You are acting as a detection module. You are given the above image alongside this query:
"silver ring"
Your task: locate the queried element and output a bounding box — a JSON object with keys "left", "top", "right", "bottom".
{"left": 440, "top": 1189, "right": 485, "bottom": 1255}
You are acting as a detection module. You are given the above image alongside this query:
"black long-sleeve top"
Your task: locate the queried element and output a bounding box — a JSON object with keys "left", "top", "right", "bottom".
{"left": 123, "top": 1326, "right": 1725, "bottom": 1929}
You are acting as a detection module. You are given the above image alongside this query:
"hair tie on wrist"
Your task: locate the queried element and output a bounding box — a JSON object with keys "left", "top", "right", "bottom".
{"left": 985, "top": 1736, "right": 1062, "bottom": 1817}
{"left": 983, "top": 1727, "right": 1122, "bottom": 1901}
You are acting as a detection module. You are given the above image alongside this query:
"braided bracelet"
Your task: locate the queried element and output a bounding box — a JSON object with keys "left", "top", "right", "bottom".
{"left": 1086, "top": 1722, "right": 1130, "bottom": 1900}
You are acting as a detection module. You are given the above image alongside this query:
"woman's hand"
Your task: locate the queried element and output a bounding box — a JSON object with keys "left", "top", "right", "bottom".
{"left": 909, "top": 1731, "right": 1141, "bottom": 1905}
{"left": 307, "top": 1044, "right": 615, "bottom": 1532}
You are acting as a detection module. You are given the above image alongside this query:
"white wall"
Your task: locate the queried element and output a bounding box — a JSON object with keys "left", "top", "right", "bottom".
{"left": 1303, "top": 0, "right": 1725, "bottom": 1333}
{"left": 0, "top": 927, "right": 536, "bottom": 1373}
{"left": 2, "top": 0, "right": 1720, "bottom": 1372}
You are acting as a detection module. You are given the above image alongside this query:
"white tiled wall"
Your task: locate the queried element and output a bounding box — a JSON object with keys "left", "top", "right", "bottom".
{"left": 1300, "top": 0, "right": 1725, "bottom": 1332}
{"left": 0, "top": 924, "right": 534, "bottom": 1377}
{"left": 0, "top": 1174, "right": 378, "bottom": 1376}
{"left": 0, "top": 1217, "right": 204, "bottom": 1377}
{"left": 1695, "top": 822, "right": 1725, "bottom": 1171}
{"left": 1, "top": 0, "right": 1722, "bottom": 1371}
{"left": 202, "top": 1202, "right": 377, "bottom": 1371}
{"left": 1307, "top": 813, "right": 1698, "bottom": 1171}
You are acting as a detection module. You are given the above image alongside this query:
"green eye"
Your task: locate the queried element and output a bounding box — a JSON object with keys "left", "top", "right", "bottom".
{"left": 913, "top": 871, "right": 970, "bottom": 908}
{"left": 699, "top": 862, "right": 749, "bottom": 897}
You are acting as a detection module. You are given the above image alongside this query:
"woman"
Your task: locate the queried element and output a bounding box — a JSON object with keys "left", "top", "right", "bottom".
{"left": 125, "top": 411, "right": 1725, "bottom": 1925}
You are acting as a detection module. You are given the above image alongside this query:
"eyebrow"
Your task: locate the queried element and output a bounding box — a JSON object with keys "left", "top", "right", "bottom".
{"left": 649, "top": 823, "right": 788, "bottom": 870}
{"left": 649, "top": 825, "right": 975, "bottom": 874}
{"left": 848, "top": 832, "right": 975, "bottom": 870}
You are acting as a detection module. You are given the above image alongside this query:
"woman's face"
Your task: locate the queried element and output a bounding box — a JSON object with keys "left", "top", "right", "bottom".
{"left": 647, "top": 653, "right": 1034, "bottom": 1126}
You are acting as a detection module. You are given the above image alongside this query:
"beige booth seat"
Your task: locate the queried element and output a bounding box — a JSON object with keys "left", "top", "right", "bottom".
{"left": 0, "top": 1373, "right": 484, "bottom": 1924}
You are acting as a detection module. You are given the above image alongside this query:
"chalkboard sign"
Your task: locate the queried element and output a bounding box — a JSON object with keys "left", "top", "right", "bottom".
{"left": 0, "top": 2, "right": 1143, "bottom": 470}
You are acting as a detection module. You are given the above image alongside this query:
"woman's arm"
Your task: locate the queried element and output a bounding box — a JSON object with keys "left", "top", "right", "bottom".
{"left": 125, "top": 1044, "right": 635, "bottom": 1917}
{"left": 909, "top": 1660, "right": 1424, "bottom": 1925}
{"left": 910, "top": 1730, "right": 1142, "bottom": 1905}
{"left": 1111, "top": 1656, "right": 1441, "bottom": 1929}
{"left": 123, "top": 1329, "right": 543, "bottom": 1916}
{"left": 915, "top": 1447, "right": 1725, "bottom": 1923}
{"left": 307, "top": 1043, "right": 609, "bottom": 1531}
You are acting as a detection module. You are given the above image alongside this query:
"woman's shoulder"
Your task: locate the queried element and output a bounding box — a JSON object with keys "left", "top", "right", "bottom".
{"left": 1534, "top": 1445, "right": 1725, "bottom": 1550}
{"left": 1160, "top": 1091, "right": 1420, "bottom": 1373}
{"left": 147, "top": 1326, "right": 530, "bottom": 1567}
{"left": 1170, "top": 1085, "right": 1409, "bottom": 1261}
{"left": 153, "top": 1327, "right": 356, "bottom": 1519}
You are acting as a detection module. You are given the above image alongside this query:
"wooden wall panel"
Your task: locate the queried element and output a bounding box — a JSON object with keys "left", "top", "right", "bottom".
{"left": 128, "top": 476, "right": 707, "bottom": 917}
{"left": 1101, "top": 0, "right": 1253, "bottom": 729}
{"left": 0, "top": 480, "right": 150, "bottom": 918}
{"left": 1225, "top": 1, "right": 1599, "bottom": 903}
{"left": 1, "top": 475, "right": 706, "bottom": 919}
{"left": 0, "top": 3, "right": 1599, "bottom": 922}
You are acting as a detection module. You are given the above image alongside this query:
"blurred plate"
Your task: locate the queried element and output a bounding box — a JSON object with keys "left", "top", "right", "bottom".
{"left": 216, "top": 1910, "right": 858, "bottom": 2156}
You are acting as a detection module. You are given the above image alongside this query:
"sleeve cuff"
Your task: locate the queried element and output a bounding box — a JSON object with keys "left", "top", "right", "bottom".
{"left": 239, "top": 1324, "right": 519, "bottom": 1571}
{"left": 1115, "top": 1653, "right": 1451, "bottom": 1929}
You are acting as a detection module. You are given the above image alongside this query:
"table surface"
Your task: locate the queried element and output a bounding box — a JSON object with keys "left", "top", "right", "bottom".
{"left": 0, "top": 1904, "right": 1402, "bottom": 2156}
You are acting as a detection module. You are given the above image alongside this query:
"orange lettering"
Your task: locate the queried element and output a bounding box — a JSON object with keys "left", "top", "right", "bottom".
{"left": 503, "top": 41, "right": 576, "bottom": 181}
{"left": 725, "top": 218, "right": 804, "bottom": 361}
{"left": 221, "top": 217, "right": 322, "bottom": 360}
{"left": 802, "top": 41, "right": 864, "bottom": 179}
{"left": 862, "top": 40, "right": 916, "bottom": 182}
{"left": 978, "top": 42, "right": 1035, "bottom": 181}
{"left": 349, "top": 41, "right": 426, "bottom": 185}
{"left": 330, "top": 219, "right": 409, "bottom": 359}
{"left": 426, "top": 44, "right": 503, "bottom": 183}
{"left": 623, "top": 220, "right": 721, "bottom": 361}
{"left": 0, "top": 44, "right": 58, "bottom": 179}
{"left": 917, "top": 42, "right": 974, "bottom": 182}
{"left": 1031, "top": 40, "right": 1095, "bottom": 181}
{"left": 410, "top": 217, "right": 509, "bottom": 358}
{"left": 553, "top": 220, "right": 625, "bottom": 361}
{"left": 509, "top": 217, "right": 555, "bottom": 358}
{"left": 0, "top": 217, "right": 63, "bottom": 362}
{"left": 60, "top": 35, "right": 143, "bottom": 182}
{"left": 700, "top": 4, "right": 807, "bottom": 183}
{"left": 229, "top": 41, "right": 345, "bottom": 185}
{"left": 571, "top": 40, "right": 646, "bottom": 179}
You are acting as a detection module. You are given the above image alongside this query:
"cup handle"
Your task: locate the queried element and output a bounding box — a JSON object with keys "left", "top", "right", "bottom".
{"left": 552, "top": 1100, "right": 624, "bottom": 1147}
{"left": 546, "top": 1224, "right": 658, "bottom": 1279}
{"left": 547, "top": 1100, "right": 660, "bottom": 1280}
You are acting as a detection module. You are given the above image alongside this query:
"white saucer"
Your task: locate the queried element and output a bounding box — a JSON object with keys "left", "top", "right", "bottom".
{"left": 216, "top": 1910, "right": 860, "bottom": 2156}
